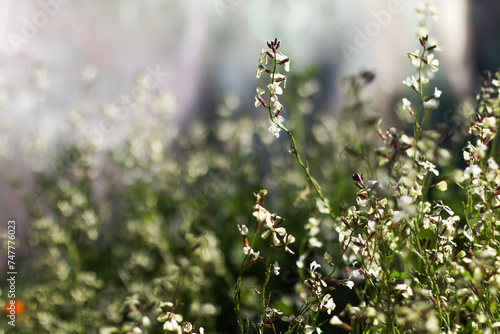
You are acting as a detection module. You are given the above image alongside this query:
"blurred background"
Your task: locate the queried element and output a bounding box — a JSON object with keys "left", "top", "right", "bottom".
{"left": 0, "top": 0, "right": 499, "bottom": 330}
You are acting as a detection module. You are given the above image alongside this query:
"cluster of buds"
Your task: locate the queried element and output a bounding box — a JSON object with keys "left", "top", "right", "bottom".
{"left": 255, "top": 38, "right": 291, "bottom": 138}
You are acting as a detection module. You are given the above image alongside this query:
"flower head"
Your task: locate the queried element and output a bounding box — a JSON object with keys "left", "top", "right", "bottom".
{"left": 261, "top": 215, "right": 286, "bottom": 245}
{"left": 254, "top": 87, "right": 266, "bottom": 108}
{"left": 434, "top": 87, "right": 442, "bottom": 98}
{"left": 272, "top": 261, "right": 281, "bottom": 275}
{"left": 402, "top": 98, "right": 413, "bottom": 115}
{"left": 310, "top": 260, "right": 321, "bottom": 272}
{"left": 284, "top": 234, "right": 296, "bottom": 254}
{"left": 268, "top": 115, "right": 284, "bottom": 138}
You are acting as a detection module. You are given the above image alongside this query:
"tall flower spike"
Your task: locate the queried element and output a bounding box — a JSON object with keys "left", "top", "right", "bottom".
{"left": 255, "top": 38, "right": 291, "bottom": 139}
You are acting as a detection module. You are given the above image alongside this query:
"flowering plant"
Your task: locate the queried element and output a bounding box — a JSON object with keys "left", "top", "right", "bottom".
{"left": 2, "top": 2, "right": 500, "bottom": 334}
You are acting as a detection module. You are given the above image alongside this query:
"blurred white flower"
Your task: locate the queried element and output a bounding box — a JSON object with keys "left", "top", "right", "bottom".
{"left": 308, "top": 237, "right": 323, "bottom": 248}
{"left": 305, "top": 325, "right": 322, "bottom": 334}
{"left": 272, "top": 261, "right": 281, "bottom": 275}
{"left": 253, "top": 204, "right": 271, "bottom": 223}
{"left": 436, "top": 180, "right": 447, "bottom": 191}
{"left": 268, "top": 82, "right": 283, "bottom": 96}
{"left": 402, "top": 76, "right": 418, "bottom": 89}
{"left": 268, "top": 115, "right": 284, "bottom": 138}
{"left": 395, "top": 283, "right": 413, "bottom": 298}
{"left": 320, "top": 294, "right": 336, "bottom": 314}
{"left": 163, "top": 312, "right": 183, "bottom": 333}
{"left": 402, "top": 98, "right": 413, "bottom": 114}
{"left": 344, "top": 280, "right": 354, "bottom": 289}
{"left": 463, "top": 165, "right": 482, "bottom": 180}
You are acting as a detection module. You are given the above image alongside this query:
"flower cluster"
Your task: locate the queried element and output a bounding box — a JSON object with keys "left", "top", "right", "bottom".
{"left": 158, "top": 302, "right": 205, "bottom": 334}
{"left": 402, "top": 34, "right": 441, "bottom": 116}
{"left": 255, "top": 38, "right": 291, "bottom": 138}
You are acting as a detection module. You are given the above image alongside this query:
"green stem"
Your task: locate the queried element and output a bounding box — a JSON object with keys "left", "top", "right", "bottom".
{"left": 267, "top": 50, "right": 335, "bottom": 220}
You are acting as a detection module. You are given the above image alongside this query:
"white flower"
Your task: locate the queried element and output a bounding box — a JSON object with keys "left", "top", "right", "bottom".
{"left": 182, "top": 322, "right": 193, "bottom": 333}
{"left": 296, "top": 254, "right": 307, "bottom": 269}
{"left": 268, "top": 82, "right": 283, "bottom": 96}
{"left": 283, "top": 61, "right": 290, "bottom": 72}
{"left": 261, "top": 217, "right": 286, "bottom": 245}
{"left": 269, "top": 123, "right": 281, "bottom": 138}
{"left": 419, "top": 160, "right": 439, "bottom": 176}
{"left": 237, "top": 224, "right": 249, "bottom": 236}
{"left": 253, "top": 204, "right": 271, "bottom": 223}
{"left": 163, "top": 313, "right": 183, "bottom": 333}
{"left": 310, "top": 260, "right": 321, "bottom": 272}
{"left": 271, "top": 100, "right": 283, "bottom": 115}
{"left": 243, "top": 246, "right": 260, "bottom": 260}
{"left": 330, "top": 315, "right": 344, "bottom": 326}
{"left": 344, "top": 280, "right": 354, "bottom": 289}
{"left": 265, "top": 307, "right": 283, "bottom": 319}
{"left": 395, "top": 283, "right": 413, "bottom": 298}
{"left": 268, "top": 115, "right": 284, "bottom": 138}
{"left": 284, "top": 234, "right": 296, "bottom": 254}
{"left": 463, "top": 150, "right": 471, "bottom": 162}
{"left": 402, "top": 76, "right": 418, "bottom": 88}
{"left": 367, "top": 220, "right": 376, "bottom": 233}
{"left": 434, "top": 87, "right": 442, "bottom": 98}
{"left": 423, "top": 98, "right": 439, "bottom": 109}
{"left": 308, "top": 237, "right": 323, "bottom": 248}
{"left": 463, "top": 164, "right": 482, "bottom": 180}
{"left": 254, "top": 87, "right": 265, "bottom": 107}
{"left": 484, "top": 116, "right": 497, "bottom": 129}
{"left": 316, "top": 198, "right": 331, "bottom": 214}
{"left": 305, "top": 217, "right": 321, "bottom": 236}
{"left": 275, "top": 52, "right": 289, "bottom": 62}
{"left": 256, "top": 66, "right": 266, "bottom": 79}
{"left": 259, "top": 48, "right": 269, "bottom": 65}
{"left": 402, "top": 98, "right": 412, "bottom": 111}
{"left": 272, "top": 261, "right": 281, "bottom": 275}
{"left": 305, "top": 325, "right": 322, "bottom": 334}
{"left": 274, "top": 72, "right": 287, "bottom": 88}
{"left": 350, "top": 267, "right": 365, "bottom": 279}
{"left": 274, "top": 115, "right": 284, "bottom": 125}
{"left": 436, "top": 181, "right": 447, "bottom": 191}
{"left": 474, "top": 141, "right": 488, "bottom": 158}
{"left": 320, "top": 294, "right": 336, "bottom": 314}
{"left": 281, "top": 315, "right": 295, "bottom": 322}
{"left": 427, "top": 54, "right": 439, "bottom": 72}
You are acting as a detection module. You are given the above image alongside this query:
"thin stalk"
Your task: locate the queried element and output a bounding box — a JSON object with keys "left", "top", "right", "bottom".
{"left": 267, "top": 49, "right": 335, "bottom": 221}
{"left": 413, "top": 44, "right": 426, "bottom": 162}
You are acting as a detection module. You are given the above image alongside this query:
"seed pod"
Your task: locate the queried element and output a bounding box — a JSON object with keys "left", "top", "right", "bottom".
{"left": 258, "top": 96, "right": 267, "bottom": 107}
